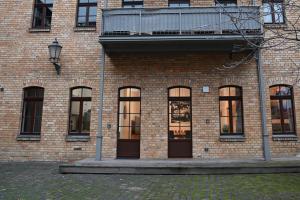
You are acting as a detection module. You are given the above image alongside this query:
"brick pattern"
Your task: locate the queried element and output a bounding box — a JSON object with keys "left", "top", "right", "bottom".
{"left": 0, "top": 0, "right": 299, "bottom": 161}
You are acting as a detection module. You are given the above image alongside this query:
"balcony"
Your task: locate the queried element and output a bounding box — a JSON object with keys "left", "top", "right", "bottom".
{"left": 99, "top": 6, "right": 263, "bottom": 53}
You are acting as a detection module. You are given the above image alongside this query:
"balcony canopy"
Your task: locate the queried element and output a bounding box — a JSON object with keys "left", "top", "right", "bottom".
{"left": 99, "top": 6, "right": 263, "bottom": 53}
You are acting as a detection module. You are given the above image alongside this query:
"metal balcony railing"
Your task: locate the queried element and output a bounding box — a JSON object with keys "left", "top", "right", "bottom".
{"left": 101, "top": 6, "right": 262, "bottom": 37}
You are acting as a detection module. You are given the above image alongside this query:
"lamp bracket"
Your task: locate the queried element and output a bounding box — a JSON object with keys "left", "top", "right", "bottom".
{"left": 53, "top": 63, "right": 61, "bottom": 75}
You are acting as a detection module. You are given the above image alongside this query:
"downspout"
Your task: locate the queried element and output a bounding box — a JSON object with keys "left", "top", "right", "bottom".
{"left": 256, "top": 49, "right": 271, "bottom": 161}
{"left": 96, "top": 0, "right": 108, "bottom": 161}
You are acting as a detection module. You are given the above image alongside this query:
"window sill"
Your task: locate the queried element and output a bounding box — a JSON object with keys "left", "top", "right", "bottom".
{"left": 219, "top": 135, "right": 245, "bottom": 142}
{"left": 73, "top": 27, "right": 96, "bottom": 32}
{"left": 66, "top": 135, "right": 90, "bottom": 142}
{"left": 16, "top": 134, "right": 41, "bottom": 141}
{"left": 264, "top": 24, "right": 287, "bottom": 29}
{"left": 28, "top": 28, "right": 51, "bottom": 33}
{"left": 272, "top": 134, "right": 298, "bottom": 141}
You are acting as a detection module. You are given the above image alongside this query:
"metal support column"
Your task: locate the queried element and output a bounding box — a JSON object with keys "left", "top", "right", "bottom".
{"left": 256, "top": 49, "right": 271, "bottom": 161}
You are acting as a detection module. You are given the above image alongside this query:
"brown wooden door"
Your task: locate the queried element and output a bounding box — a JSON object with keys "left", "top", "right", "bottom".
{"left": 117, "top": 139, "right": 140, "bottom": 158}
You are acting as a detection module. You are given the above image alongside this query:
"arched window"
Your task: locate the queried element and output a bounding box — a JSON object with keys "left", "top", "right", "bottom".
{"left": 168, "top": 87, "right": 192, "bottom": 140}
{"left": 21, "top": 87, "right": 44, "bottom": 135}
{"left": 69, "top": 87, "right": 92, "bottom": 135}
{"left": 118, "top": 87, "right": 141, "bottom": 140}
{"left": 269, "top": 85, "right": 296, "bottom": 135}
{"left": 219, "top": 86, "right": 244, "bottom": 135}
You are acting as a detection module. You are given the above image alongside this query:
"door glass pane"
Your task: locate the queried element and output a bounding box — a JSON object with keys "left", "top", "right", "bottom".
{"left": 120, "top": 88, "right": 131, "bottom": 97}
{"left": 130, "top": 114, "right": 141, "bottom": 127}
{"left": 70, "top": 101, "right": 80, "bottom": 132}
{"left": 119, "top": 101, "right": 130, "bottom": 113}
{"left": 131, "top": 126, "right": 140, "bottom": 139}
{"left": 119, "top": 114, "right": 130, "bottom": 127}
{"left": 282, "top": 100, "right": 294, "bottom": 133}
{"left": 119, "top": 127, "right": 130, "bottom": 139}
{"left": 170, "top": 101, "right": 190, "bottom": 123}
{"left": 221, "top": 117, "right": 230, "bottom": 134}
{"left": 180, "top": 88, "right": 190, "bottom": 97}
{"left": 130, "top": 101, "right": 140, "bottom": 113}
{"left": 219, "top": 87, "right": 230, "bottom": 96}
{"left": 271, "top": 100, "right": 282, "bottom": 133}
{"left": 220, "top": 100, "right": 229, "bottom": 116}
{"left": 169, "top": 88, "right": 180, "bottom": 97}
{"left": 232, "top": 100, "right": 242, "bottom": 117}
{"left": 232, "top": 116, "right": 243, "bottom": 133}
{"left": 230, "top": 87, "right": 241, "bottom": 96}
{"left": 82, "top": 101, "right": 91, "bottom": 132}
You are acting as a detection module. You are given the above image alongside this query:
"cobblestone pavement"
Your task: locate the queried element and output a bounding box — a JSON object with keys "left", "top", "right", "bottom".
{"left": 0, "top": 162, "right": 300, "bottom": 200}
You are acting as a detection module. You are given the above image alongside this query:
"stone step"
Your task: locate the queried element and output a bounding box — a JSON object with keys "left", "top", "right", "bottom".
{"left": 59, "top": 158, "right": 300, "bottom": 175}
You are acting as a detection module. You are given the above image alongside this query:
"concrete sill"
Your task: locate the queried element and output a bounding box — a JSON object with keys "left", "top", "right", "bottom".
{"left": 28, "top": 28, "right": 51, "bottom": 33}
{"left": 66, "top": 135, "right": 90, "bottom": 142}
{"left": 73, "top": 27, "right": 96, "bottom": 32}
{"left": 219, "top": 135, "right": 245, "bottom": 142}
{"left": 264, "top": 24, "right": 287, "bottom": 29}
{"left": 272, "top": 135, "right": 298, "bottom": 141}
{"left": 16, "top": 135, "right": 41, "bottom": 141}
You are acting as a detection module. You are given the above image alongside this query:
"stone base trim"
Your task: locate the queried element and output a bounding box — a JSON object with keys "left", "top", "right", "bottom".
{"left": 272, "top": 135, "right": 298, "bottom": 141}
{"left": 16, "top": 135, "right": 41, "bottom": 141}
{"left": 66, "top": 135, "right": 90, "bottom": 142}
{"left": 219, "top": 135, "right": 246, "bottom": 142}
{"left": 28, "top": 28, "right": 51, "bottom": 33}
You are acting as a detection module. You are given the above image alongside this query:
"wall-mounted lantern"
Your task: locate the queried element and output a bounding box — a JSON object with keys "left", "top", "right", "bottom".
{"left": 48, "top": 38, "right": 62, "bottom": 75}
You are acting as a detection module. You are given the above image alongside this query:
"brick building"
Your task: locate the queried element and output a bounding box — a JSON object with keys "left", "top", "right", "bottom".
{"left": 0, "top": 0, "right": 299, "bottom": 161}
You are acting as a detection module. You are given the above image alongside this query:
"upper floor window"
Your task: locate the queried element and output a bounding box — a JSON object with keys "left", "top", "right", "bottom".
{"left": 215, "top": 0, "right": 237, "bottom": 6}
{"left": 21, "top": 87, "right": 44, "bottom": 135}
{"left": 219, "top": 86, "right": 244, "bottom": 135}
{"left": 32, "top": 0, "right": 53, "bottom": 29}
{"left": 69, "top": 87, "right": 92, "bottom": 135}
{"left": 270, "top": 85, "right": 295, "bottom": 135}
{"left": 118, "top": 87, "right": 141, "bottom": 140}
{"left": 168, "top": 0, "right": 190, "bottom": 7}
{"left": 122, "top": 0, "right": 143, "bottom": 8}
{"left": 76, "top": 0, "right": 97, "bottom": 27}
{"left": 263, "top": 0, "right": 284, "bottom": 24}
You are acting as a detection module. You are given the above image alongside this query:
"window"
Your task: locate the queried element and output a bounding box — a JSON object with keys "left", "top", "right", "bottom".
{"left": 263, "top": 0, "right": 284, "bottom": 24}
{"left": 118, "top": 87, "right": 141, "bottom": 140}
{"left": 32, "top": 0, "right": 53, "bottom": 29}
{"left": 76, "top": 0, "right": 97, "bottom": 27}
{"left": 21, "top": 87, "right": 44, "bottom": 135}
{"left": 69, "top": 87, "right": 92, "bottom": 135}
{"left": 122, "top": 0, "right": 143, "bottom": 8}
{"left": 215, "top": 0, "right": 237, "bottom": 6}
{"left": 219, "top": 86, "right": 244, "bottom": 135}
{"left": 168, "top": 0, "right": 190, "bottom": 7}
{"left": 270, "top": 85, "right": 296, "bottom": 135}
{"left": 168, "top": 87, "right": 192, "bottom": 139}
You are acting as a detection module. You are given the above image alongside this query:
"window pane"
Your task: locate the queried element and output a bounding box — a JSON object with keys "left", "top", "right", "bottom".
{"left": 279, "top": 86, "right": 291, "bottom": 96}
{"left": 131, "top": 88, "right": 140, "bottom": 97}
{"left": 33, "top": 101, "right": 43, "bottom": 133}
{"left": 78, "top": 17, "right": 86, "bottom": 26}
{"left": 79, "top": 0, "right": 89, "bottom": 3}
{"left": 282, "top": 100, "right": 294, "bottom": 133}
{"left": 131, "top": 126, "right": 140, "bottom": 139}
{"left": 169, "top": 126, "right": 191, "bottom": 139}
{"left": 270, "top": 86, "right": 280, "bottom": 96}
{"left": 219, "top": 87, "right": 230, "bottom": 96}
{"left": 232, "top": 100, "right": 242, "bottom": 117}
{"left": 78, "top": 7, "right": 87, "bottom": 16}
{"left": 169, "top": 88, "right": 180, "bottom": 97}
{"left": 119, "top": 127, "right": 130, "bottom": 139}
{"left": 130, "top": 101, "right": 140, "bottom": 113}
{"left": 230, "top": 87, "right": 241, "bottom": 96}
{"left": 33, "top": 7, "right": 43, "bottom": 27}
{"left": 82, "top": 88, "right": 92, "bottom": 97}
{"left": 221, "top": 117, "right": 230, "bottom": 133}
{"left": 119, "top": 101, "right": 130, "bottom": 113}
{"left": 89, "top": 6, "right": 97, "bottom": 16}
{"left": 82, "top": 102, "right": 91, "bottom": 132}
{"left": 274, "top": 3, "right": 284, "bottom": 23}
{"left": 271, "top": 100, "right": 282, "bottom": 133}
{"left": 232, "top": 117, "right": 243, "bottom": 133}
{"left": 22, "top": 101, "right": 34, "bottom": 132}
{"left": 170, "top": 101, "right": 190, "bottom": 123}
{"left": 220, "top": 100, "right": 229, "bottom": 116}
{"left": 72, "top": 88, "right": 82, "bottom": 97}
{"left": 70, "top": 102, "right": 80, "bottom": 132}
{"left": 130, "top": 114, "right": 141, "bottom": 127}
{"left": 120, "top": 88, "right": 131, "bottom": 97}
{"left": 180, "top": 88, "right": 190, "bottom": 97}
{"left": 263, "top": 3, "right": 273, "bottom": 23}
{"left": 119, "top": 114, "right": 130, "bottom": 127}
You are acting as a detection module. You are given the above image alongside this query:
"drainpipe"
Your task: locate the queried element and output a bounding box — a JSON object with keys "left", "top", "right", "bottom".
{"left": 256, "top": 49, "right": 271, "bottom": 161}
{"left": 96, "top": 0, "right": 108, "bottom": 161}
